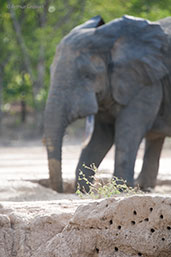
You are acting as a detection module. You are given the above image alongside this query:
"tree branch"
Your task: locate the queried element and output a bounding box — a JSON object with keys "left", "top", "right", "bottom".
{"left": 7, "top": 0, "right": 35, "bottom": 82}
{"left": 35, "top": 0, "right": 50, "bottom": 97}
{"left": 55, "top": 0, "right": 87, "bottom": 35}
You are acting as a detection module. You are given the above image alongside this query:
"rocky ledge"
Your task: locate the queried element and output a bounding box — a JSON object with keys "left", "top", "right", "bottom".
{"left": 0, "top": 195, "right": 171, "bottom": 257}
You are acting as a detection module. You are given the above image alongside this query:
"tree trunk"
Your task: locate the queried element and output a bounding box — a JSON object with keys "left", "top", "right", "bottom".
{"left": 8, "top": 0, "right": 34, "bottom": 81}
{"left": 0, "top": 67, "right": 3, "bottom": 134}
{"left": 33, "top": 1, "right": 49, "bottom": 130}
{"left": 8, "top": 0, "right": 36, "bottom": 110}
{"left": 21, "top": 100, "right": 26, "bottom": 123}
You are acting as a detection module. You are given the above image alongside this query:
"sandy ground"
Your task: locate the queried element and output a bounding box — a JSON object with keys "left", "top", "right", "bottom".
{"left": 0, "top": 138, "right": 171, "bottom": 201}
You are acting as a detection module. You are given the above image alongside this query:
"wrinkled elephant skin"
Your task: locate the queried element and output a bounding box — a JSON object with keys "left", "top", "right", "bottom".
{"left": 44, "top": 15, "right": 171, "bottom": 192}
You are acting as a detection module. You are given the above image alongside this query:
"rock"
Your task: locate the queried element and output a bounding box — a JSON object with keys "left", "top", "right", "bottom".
{"left": 1, "top": 195, "right": 171, "bottom": 257}
{"left": 0, "top": 199, "right": 87, "bottom": 257}
{"left": 33, "top": 195, "right": 171, "bottom": 257}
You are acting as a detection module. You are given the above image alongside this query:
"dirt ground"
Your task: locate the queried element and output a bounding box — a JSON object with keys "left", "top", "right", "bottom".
{"left": 0, "top": 137, "right": 171, "bottom": 201}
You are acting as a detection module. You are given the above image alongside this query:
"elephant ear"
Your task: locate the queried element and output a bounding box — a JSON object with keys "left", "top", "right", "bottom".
{"left": 110, "top": 15, "right": 169, "bottom": 105}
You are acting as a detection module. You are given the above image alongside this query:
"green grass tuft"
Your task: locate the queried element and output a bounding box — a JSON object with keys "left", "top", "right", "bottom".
{"left": 76, "top": 164, "right": 141, "bottom": 199}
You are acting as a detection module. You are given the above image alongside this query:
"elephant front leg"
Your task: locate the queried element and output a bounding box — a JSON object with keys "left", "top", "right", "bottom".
{"left": 114, "top": 85, "right": 163, "bottom": 187}
{"left": 136, "top": 135, "right": 165, "bottom": 190}
{"left": 75, "top": 115, "right": 114, "bottom": 192}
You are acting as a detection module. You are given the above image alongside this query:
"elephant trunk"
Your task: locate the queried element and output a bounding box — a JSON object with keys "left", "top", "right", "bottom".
{"left": 44, "top": 94, "right": 68, "bottom": 192}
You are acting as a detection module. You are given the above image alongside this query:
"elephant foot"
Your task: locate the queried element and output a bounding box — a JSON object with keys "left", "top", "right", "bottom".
{"left": 134, "top": 178, "right": 156, "bottom": 192}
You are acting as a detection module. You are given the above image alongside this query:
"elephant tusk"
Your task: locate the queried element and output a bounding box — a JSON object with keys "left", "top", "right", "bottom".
{"left": 83, "top": 115, "right": 95, "bottom": 147}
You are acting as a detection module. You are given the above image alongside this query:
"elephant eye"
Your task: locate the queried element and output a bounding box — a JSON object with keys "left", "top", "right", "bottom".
{"left": 84, "top": 72, "right": 95, "bottom": 80}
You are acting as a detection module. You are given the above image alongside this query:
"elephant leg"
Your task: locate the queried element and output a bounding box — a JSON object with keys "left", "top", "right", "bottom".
{"left": 114, "top": 85, "right": 163, "bottom": 187}
{"left": 136, "top": 135, "right": 165, "bottom": 190}
{"left": 75, "top": 115, "right": 114, "bottom": 192}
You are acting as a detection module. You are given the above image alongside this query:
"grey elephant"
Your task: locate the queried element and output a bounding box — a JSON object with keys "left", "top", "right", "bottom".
{"left": 44, "top": 15, "right": 171, "bottom": 192}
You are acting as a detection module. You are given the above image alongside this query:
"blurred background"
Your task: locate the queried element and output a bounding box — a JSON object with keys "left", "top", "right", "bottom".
{"left": 0, "top": 0, "right": 170, "bottom": 143}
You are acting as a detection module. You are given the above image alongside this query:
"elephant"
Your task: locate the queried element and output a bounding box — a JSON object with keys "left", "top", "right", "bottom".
{"left": 44, "top": 15, "right": 171, "bottom": 193}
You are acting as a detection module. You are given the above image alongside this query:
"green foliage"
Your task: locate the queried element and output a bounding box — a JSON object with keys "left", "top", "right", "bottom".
{"left": 0, "top": 0, "right": 87, "bottom": 113}
{"left": 83, "top": 0, "right": 171, "bottom": 22}
{"left": 76, "top": 164, "right": 141, "bottom": 199}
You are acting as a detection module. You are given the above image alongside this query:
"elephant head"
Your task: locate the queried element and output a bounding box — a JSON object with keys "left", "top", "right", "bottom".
{"left": 44, "top": 15, "right": 168, "bottom": 192}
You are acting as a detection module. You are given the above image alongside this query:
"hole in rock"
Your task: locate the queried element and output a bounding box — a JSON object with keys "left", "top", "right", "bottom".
{"left": 96, "top": 248, "right": 99, "bottom": 253}
{"left": 118, "top": 225, "right": 121, "bottom": 230}
{"left": 160, "top": 215, "right": 164, "bottom": 219}
{"left": 144, "top": 218, "right": 149, "bottom": 222}
{"left": 106, "top": 204, "right": 108, "bottom": 207}
{"left": 109, "top": 219, "right": 113, "bottom": 225}
{"left": 138, "top": 253, "right": 142, "bottom": 256}
{"left": 133, "top": 210, "right": 137, "bottom": 215}
{"left": 162, "top": 238, "right": 165, "bottom": 241}
{"left": 131, "top": 221, "right": 136, "bottom": 225}
{"left": 115, "top": 247, "right": 118, "bottom": 252}
{"left": 151, "top": 228, "right": 155, "bottom": 233}
{"left": 167, "top": 226, "right": 171, "bottom": 230}
{"left": 150, "top": 207, "right": 153, "bottom": 212}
